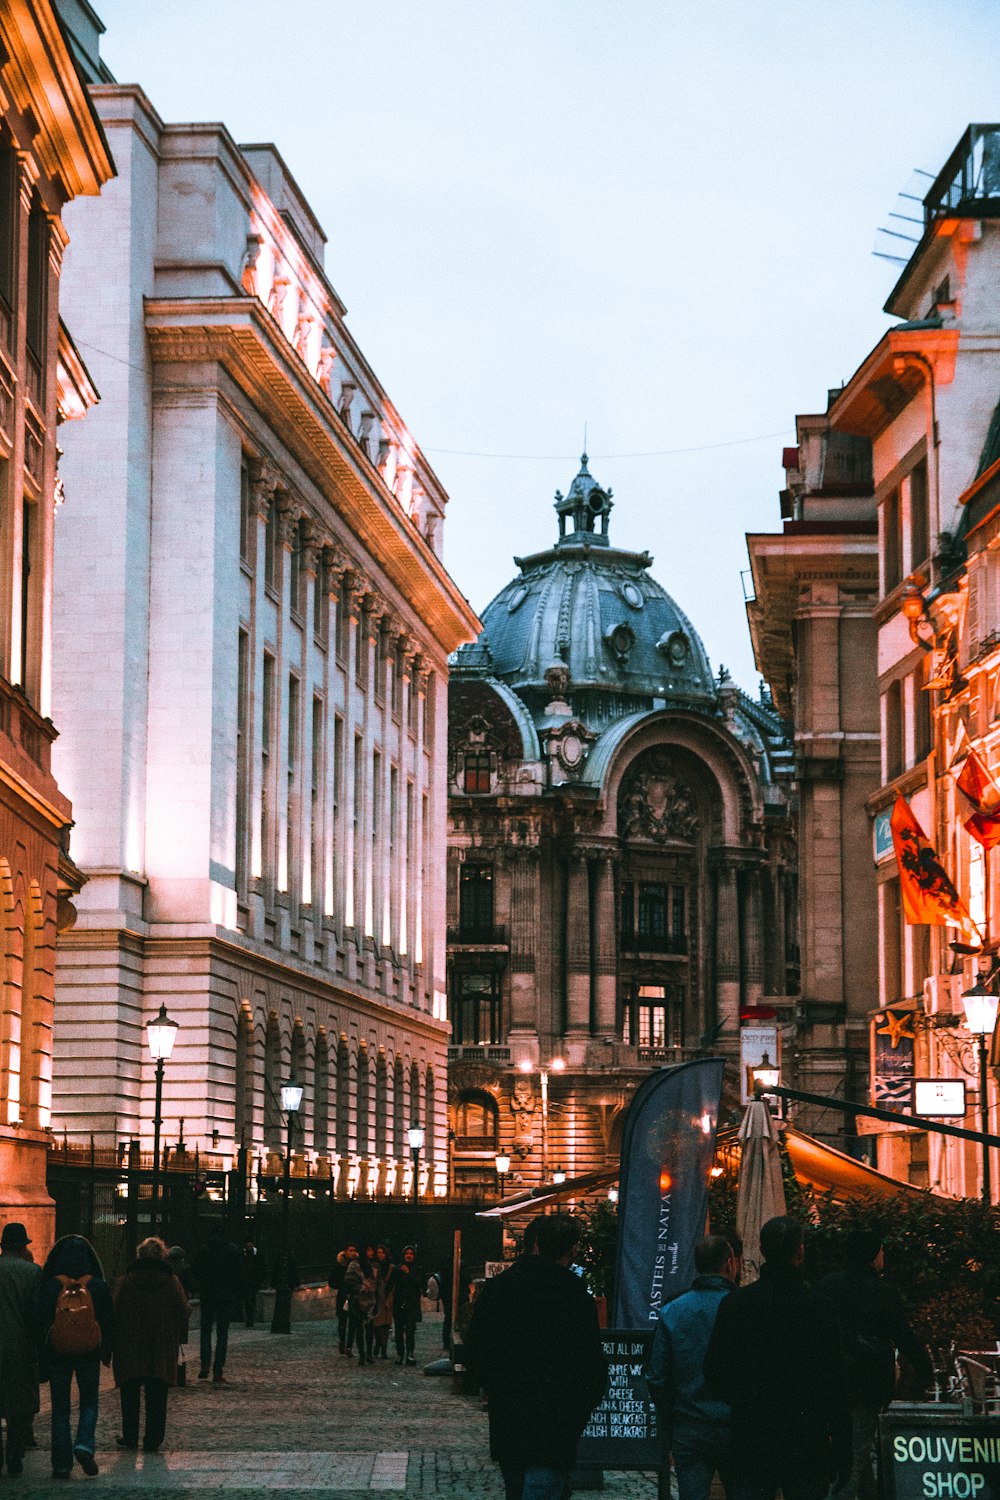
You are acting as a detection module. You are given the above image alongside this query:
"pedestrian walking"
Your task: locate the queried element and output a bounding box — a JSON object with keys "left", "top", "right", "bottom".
{"left": 0, "top": 1222, "right": 41, "bottom": 1477}
{"left": 466, "top": 1213, "right": 606, "bottom": 1500}
{"left": 819, "top": 1229, "right": 932, "bottom": 1500}
{"left": 372, "top": 1244, "right": 395, "bottom": 1361}
{"left": 37, "top": 1234, "right": 115, "bottom": 1479}
{"left": 242, "top": 1239, "right": 263, "bottom": 1329}
{"left": 704, "top": 1215, "right": 851, "bottom": 1500}
{"left": 344, "top": 1252, "right": 376, "bottom": 1366}
{"left": 329, "top": 1244, "right": 358, "bottom": 1355}
{"left": 191, "top": 1229, "right": 242, "bottom": 1383}
{"left": 646, "top": 1234, "right": 739, "bottom": 1500}
{"left": 389, "top": 1245, "right": 423, "bottom": 1366}
{"left": 112, "top": 1236, "right": 190, "bottom": 1454}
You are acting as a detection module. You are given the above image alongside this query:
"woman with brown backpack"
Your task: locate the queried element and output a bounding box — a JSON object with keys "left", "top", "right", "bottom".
{"left": 37, "top": 1235, "right": 115, "bottom": 1479}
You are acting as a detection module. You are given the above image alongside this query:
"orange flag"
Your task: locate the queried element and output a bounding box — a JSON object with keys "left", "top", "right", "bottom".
{"left": 890, "top": 795, "right": 980, "bottom": 944}
{"left": 955, "top": 747, "right": 1000, "bottom": 850}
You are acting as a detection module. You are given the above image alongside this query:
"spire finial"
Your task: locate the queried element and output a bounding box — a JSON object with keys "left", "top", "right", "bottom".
{"left": 581, "top": 420, "right": 588, "bottom": 468}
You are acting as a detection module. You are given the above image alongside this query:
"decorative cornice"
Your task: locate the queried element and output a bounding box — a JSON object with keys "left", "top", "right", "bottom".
{"left": 144, "top": 297, "right": 480, "bottom": 654}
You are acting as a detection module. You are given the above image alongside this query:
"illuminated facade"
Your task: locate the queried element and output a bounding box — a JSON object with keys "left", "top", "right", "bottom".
{"left": 824, "top": 125, "right": 1000, "bottom": 1194}
{"left": 0, "top": 0, "right": 113, "bottom": 1247}
{"left": 746, "top": 414, "right": 880, "bottom": 1143}
{"left": 51, "top": 65, "right": 478, "bottom": 1194}
{"left": 446, "top": 460, "right": 796, "bottom": 1198}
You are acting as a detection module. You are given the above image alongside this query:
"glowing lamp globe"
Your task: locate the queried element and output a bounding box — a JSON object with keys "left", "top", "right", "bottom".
{"left": 146, "top": 1004, "right": 178, "bottom": 1063}
{"left": 280, "top": 1080, "right": 304, "bottom": 1114}
{"left": 962, "top": 982, "right": 1000, "bottom": 1038}
{"left": 407, "top": 1123, "right": 425, "bottom": 1152}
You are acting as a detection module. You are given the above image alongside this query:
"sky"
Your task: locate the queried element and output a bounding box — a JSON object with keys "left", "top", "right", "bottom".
{"left": 94, "top": 0, "right": 1000, "bottom": 690}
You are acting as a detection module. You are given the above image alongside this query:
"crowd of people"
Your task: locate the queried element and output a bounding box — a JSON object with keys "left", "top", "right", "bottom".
{"left": 465, "top": 1211, "right": 934, "bottom": 1500}
{"left": 0, "top": 1222, "right": 265, "bottom": 1478}
{"left": 327, "top": 1241, "right": 427, "bottom": 1366}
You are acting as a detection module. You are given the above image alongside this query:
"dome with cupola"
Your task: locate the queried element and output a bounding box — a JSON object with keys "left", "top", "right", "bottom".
{"left": 462, "top": 455, "right": 717, "bottom": 730}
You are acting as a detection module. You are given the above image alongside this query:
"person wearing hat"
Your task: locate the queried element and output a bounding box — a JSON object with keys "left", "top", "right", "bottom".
{"left": 0, "top": 1222, "right": 41, "bottom": 1477}
{"left": 819, "top": 1229, "right": 932, "bottom": 1500}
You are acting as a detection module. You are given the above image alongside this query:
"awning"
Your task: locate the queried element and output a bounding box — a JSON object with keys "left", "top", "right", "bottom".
{"left": 477, "top": 1167, "right": 618, "bottom": 1219}
{"left": 781, "top": 1125, "right": 923, "bottom": 1200}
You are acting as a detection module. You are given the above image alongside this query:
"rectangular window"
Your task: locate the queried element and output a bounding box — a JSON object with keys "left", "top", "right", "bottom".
{"left": 311, "top": 695, "right": 324, "bottom": 909}
{"left": 459, "top": 864, "right": 494, "bottom": 941}
{"left": 671, "top": 886, "right": 686, "bottom": 943}
{"left": 332, "top": 714, "right": 344, "bottom": 918}
{"left": 913, "top": 662, "right": 932, "bottom": 762}
{"left": 352, "top": 733, "right": 363, "bottom": 926}
{"left": 373, "top": 623, "right": 385, "bottom": 702}
{"left": 261, "top": 652, "right": 276, "bottom": 878}
{"left": 19, "top": 499, "right": 31, "bottom": 694}
{"left": 638, "top": 883, "right": 668, "bottom": 940}
{"left": 389, "top": 766, "right": 398, "bottom": 941}
{"left": 392, "top": 641, "right": 404, "bottom": 718}
{"left": 313, "top": 549, "right": 326, "bottom": 639}
{"left": 25, "top": 201, "right": 46, "bottom": 365}
{"left": 463, "top": 749, "right": 492, "bottom": 794}
{"left": 883, "top": 486, "right": 903, "bottom": 595}
{"left": 264, "top": 494, "right": 278, "bottom": 592}
{"left": 452, "top": 972, "right": 501, "bottom": 1046}
{"left": 336, "top": 578, "right": 349, "bottom": 662}
{"left": 636, "top": 983, "right": 684, "bottom": 1055}
{"left": 909, "top": 459, "right": 929, "bottom": 571}
{"left": 882, "top": 876, "right": 903, "bottom": 1005}
{"left": 239, "top": 462, "right": 251, "bottom": 565}
{"left": 236, "top": 629, "right": 250, "bottom": 894}
{"left": 0, "top": 147, "right": 16, "bottom": 311}
{"left": 408, "top": 667, "right": 419, "bottom": 735}
{"left": 356, "top": 614, "right": 368, "bottom": 689}
{"left": 424, "top": 671, "right": 436, "bottom": 751}
{"left": 885, "top": 679, "right": 904, "bottom": 781}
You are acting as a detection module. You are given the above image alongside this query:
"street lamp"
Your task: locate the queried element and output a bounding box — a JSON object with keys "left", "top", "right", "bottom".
{"left": 270, "top": 1076, "right": 303, "bottom": 1334}
{"left": 962, "top": 977, "right": 1000, "bottom": 1203}
{"left": 494, "top": 1150, "right": 511, "bottom": 1201}
{"left": 518, "top": 1056, "right": 565, "bottom": 1182}
{"left": 751, "top": 1052, "right": 780, "bottom": 1098}
{"left": 145, "top": 1003, "right": 178, "bottom": 1233}
{"left": 407, "top": 1122, "right": 425, "bottom": 1205}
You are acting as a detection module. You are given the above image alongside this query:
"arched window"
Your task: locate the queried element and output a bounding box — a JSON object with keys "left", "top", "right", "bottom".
{"left": 335, "top": 1036, "right": 350, "bottom": 1154}
{"left": 453, "top": 1090, "right": 498, "bottom": 1151}
{"left": 234, "top": 1003, "right": 255, "bottom": 1147}
{"left": 393, "top": 1056, "right": 405, "bottom": 1158}
{"left": 263, "top": 1012, "right": 281, "bottom": 1149}
{"left": 313, "top": 1030, "right": 329, "bottom": 1153}
{"left": 357, "top": 1043, "right": 370, "bottom": 1154}
{"left": 375, "top": 1050, "right": 388, "bottom": 1155}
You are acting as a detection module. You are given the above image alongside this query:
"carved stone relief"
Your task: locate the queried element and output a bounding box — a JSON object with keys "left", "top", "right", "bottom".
{"left": 618, "top": 749, "right": 700, "bottom": 842}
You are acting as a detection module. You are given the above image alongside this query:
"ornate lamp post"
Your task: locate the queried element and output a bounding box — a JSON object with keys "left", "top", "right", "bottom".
{"left": 751, "top": 1052, "right": 780, "bottom": 1098}
{"left": 494, "top": 1150, "right": 510, "bottom": 1201}
{"left": 407, "top": 1122, "right": 425, "bottom": 1205}
{"left": 270, "top": 1077, "right": 303, "bottom": 1334}
{"left": 145, "top": 1004, "right": 178, "bottom": 1234}
{"left": 518, "top": 1056, "right": 565, "bottom": 1182}
{"left": 962, "top": 978, "right": 1000, "bottom": 1203}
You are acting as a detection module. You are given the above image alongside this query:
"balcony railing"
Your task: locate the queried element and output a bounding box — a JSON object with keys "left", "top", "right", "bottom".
{"left": 447, "top": 925, "right": 508, "bottom": 947}
{"left": 619, "top": 932, "right": 688, "bottom": 955}
{"left": 923, "top": 125, "right": 1000, "bottom": 231}
{"left": 447, "top": 1044, "right": 511, "bottom": 1064}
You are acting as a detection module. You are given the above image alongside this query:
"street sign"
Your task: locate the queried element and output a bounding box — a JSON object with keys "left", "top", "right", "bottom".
{"left": 577, "top": 1329, "right": 660, "bottom": 1470}
{"left": 913, "top": 1079, "right": 967, "bottom": 1119}
{"left": 880, "top": 1408, "right": 1000, "bottom": 1500}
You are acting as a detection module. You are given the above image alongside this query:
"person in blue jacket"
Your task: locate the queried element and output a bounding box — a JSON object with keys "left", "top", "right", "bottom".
{"left": 646, "top": 1234, "right": 740, "bottom": 1500}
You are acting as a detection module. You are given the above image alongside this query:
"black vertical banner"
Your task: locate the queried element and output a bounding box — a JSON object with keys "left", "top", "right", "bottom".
{"left": 612, "top": 1058, "right": 726, "bottom": 1330}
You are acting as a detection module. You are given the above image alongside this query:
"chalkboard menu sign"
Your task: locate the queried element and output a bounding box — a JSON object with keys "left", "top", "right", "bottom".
{"left": 880, "top": 1408, "right": 1000, "bottom": 1500}
{"left": 577, "top": 1329, "right": 660, "bottom": 1470}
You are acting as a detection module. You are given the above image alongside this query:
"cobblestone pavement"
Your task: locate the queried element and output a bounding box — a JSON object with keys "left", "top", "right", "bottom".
{"left": 10, "top": 1310, "right": 660, "bottom": 1498}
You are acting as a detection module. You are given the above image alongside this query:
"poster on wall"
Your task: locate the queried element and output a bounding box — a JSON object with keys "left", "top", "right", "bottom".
{"left": 870, "top": 1006, "right": 916, "bottom": 1109}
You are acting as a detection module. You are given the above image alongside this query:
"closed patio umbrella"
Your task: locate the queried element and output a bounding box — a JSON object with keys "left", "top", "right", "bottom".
{"left": 736, "top": 1098, "right": 786, "bottom": 1284}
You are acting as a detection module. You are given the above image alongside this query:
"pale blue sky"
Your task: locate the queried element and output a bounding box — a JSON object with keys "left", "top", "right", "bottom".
{"left": 95, "top": 0, "right": 1000, "bottom": 689}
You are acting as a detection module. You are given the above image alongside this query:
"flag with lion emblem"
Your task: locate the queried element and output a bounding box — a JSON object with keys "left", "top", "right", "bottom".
{"left": 890, "top": 795, "right": 980, "bottom": 945}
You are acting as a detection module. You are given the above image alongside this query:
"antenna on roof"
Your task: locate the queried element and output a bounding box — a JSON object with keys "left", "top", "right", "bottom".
{"left": 872, "top": 166, "right": 933, "bottom": 269}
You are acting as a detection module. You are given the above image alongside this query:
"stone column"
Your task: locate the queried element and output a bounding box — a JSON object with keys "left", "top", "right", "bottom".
{"left": 714, "top": 859, "right": 740, "bottom": 1039}
{"left": 565, "top": 853, "right": 591, "bottom": 1041}
{"left": 509, "top": 847, "right": 539, "bottom": 1037}
{"left": 593, "top": 853, "right": 618, "bottom": 1039}
{"left": 743, "top": 866, "right": 765, "bottom": 1006}
{"left": 247, "top": 461, "right": 277, "bottom": 937}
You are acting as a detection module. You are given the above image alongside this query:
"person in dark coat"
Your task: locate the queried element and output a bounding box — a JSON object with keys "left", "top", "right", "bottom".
{"left": 466, "top": 1213, "right": 606, "bottom": 1500}
{"left": 329, "top": 1243, "right": 359, "bottom": 1355}
{"left": 704, "top": 1216, "right": 851, "bottom": 1500}
{"left": 191, "top": 1229, "right": 242, "bottom": 1382}
{"left": 646, "top": 1234, "right": 740, "bottom": 1500}
{"left": 37, "top": 1234, "right": 115, "bottom": 1479}
{"left": 819, "top": 1229, "right": 932, "bottom": 1500}
{"left": 388, "top": 1245, "right": 423, "bottom": 1366}
{"left": 371, "top": 1244, "right": 395, "bottom": 1361}
{"left": 112, "top": 1236, "right": 190, "bottom": 1454}
{"left": 0, "top": 1222, "right": 41, "bottom": 1477}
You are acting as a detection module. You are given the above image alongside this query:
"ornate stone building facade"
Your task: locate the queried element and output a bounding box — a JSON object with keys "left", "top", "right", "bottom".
{"left": 0, "top": 0, "right": 113, "bottom": 1247}
{"left": 51, "top": 49, "right": 478, "bottom": 1195}
{"left": 447, "top": 458, "right": 796, "bottom": 1197}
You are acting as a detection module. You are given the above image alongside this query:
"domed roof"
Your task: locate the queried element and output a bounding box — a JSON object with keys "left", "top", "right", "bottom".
{"left": 467, "top": 456, "right": 716, "bottom": 727}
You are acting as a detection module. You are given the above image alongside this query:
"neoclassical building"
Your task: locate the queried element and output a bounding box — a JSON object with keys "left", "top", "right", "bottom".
{"left": 50, "top": 33, "right": 478, "bottom": 1197}
{"left": 447, "top": 458, "right": 796, "bottom": 1197}
{"left": 0, "top": 0, "right": 113, "bottom": 1246}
